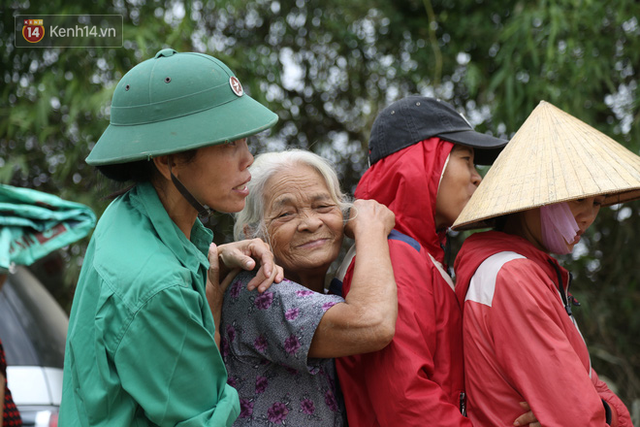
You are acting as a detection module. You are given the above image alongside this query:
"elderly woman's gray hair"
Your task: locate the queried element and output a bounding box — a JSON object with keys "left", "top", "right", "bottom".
{"left": 234, "top": 149, "right": 351, "bottom": 241}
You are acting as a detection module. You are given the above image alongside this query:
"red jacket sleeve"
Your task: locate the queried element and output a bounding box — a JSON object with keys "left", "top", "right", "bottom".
{"left": 337, "top": 240, "right": 472, "bottom": 427}
{"left": 592, "top": 368, "right": 632, "bottom": 427}
{"left": 490, "top": 259, "right": 616, "bottom": 426}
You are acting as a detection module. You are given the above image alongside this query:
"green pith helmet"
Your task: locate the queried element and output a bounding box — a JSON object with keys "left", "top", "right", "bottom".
{"left": 86, "top": 48, "right": 279, "bottom": 166}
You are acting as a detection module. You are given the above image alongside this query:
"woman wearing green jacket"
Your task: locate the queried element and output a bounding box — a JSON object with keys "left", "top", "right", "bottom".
{"left": 59, "top": 49, "right": 281, "bottom": 426}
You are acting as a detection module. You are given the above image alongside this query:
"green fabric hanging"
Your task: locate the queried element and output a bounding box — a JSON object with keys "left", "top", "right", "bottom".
{"left": 0, "top": 184, "right": 96, "bottom": 273}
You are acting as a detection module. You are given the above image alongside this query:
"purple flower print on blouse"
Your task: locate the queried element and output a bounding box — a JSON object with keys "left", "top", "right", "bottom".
{"left": 220, "top": 336, "right": 230, "bottom": 357}
{"left": 325, "top": 369, "right": 336, "bottom": 389}
{"left": 255, "top": 375, "right": 268, "bottom": 394}
{"left": 227, "top": 375, "right": 237, "bottom": 388}
{"left": 222, "top": 271, "right": 346, "bottom": 425}
{"left": 285, "top": 366, "right": 299, "bottom": 376}
{"left": 238, "top": 399, "right": 254, "bottom": 419}
{"left": 254, "top": 335, "right": 268, "bottom": 353}
{"left": 230, "top": 280, "right": 243, "bottom": 299}
{"left": 285, "top": 307, "right": 300, "bottom": 320}
{"left": 322, "top": 301, "right": 337, "bottom": 312}
{"left": 284, "top": 334, "right": 301, "bottom": 354}
{"left": 300, "top": 398, "right": 316, "bottom": 415}
{"left": 254, "top": 291, "right": 275, "bottom": 309}
{"left": 267, "top": 402, "right": 289, "bottom": 423}
{"left": 226, "top": 324, "right": 236, "bottom": 342}
{"left": 295, "top": 289, "right": 314, "bottom": 297}
{"left": 324, "top": 390, "right": 339, "bottom": 412}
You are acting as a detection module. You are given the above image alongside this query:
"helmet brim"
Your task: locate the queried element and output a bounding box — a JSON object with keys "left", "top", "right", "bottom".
{"left": 86, "top": 94, "right": 278, "bottom": 166}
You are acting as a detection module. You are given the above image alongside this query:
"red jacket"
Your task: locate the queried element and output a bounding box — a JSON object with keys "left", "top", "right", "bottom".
{"left": 1, "top": 339, "right": 22, "bottom": 426}
{"left": 454, "top": 231, "right": 632, "bottom": 427}
{"left": 336, "top": 138, "right": 472, "bottom": 426}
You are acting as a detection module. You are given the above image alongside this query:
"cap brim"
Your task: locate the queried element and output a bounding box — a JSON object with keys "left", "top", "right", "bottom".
{"left": 437, "top": 129, "right": 507, "bottom": 165}
{"left": 87, "top": 94, "right": 278, "bottom": 166}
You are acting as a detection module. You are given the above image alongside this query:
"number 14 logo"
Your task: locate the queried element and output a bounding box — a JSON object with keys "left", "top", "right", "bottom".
{"left": 22, "top": 19, "right": 45, "bottom": 43}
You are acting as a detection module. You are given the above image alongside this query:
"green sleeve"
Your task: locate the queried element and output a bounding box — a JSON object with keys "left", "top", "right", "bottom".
{"left": 115, "top": 284, "right": 239, "bottom": 426}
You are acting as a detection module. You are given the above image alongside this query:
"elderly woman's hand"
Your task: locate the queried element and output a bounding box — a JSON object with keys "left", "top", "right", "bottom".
{"left": 344, "top": 199, "right": 395, "bottom": 240}
{"left": 217, "top": 238, "right": 285, "bottom": 293}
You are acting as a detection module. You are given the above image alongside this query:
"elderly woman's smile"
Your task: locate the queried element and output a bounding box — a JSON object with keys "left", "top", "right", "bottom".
{"left": 264, "top": 165, "right": 344, "bottom": 288}
{"left": 296, "top": 238, "right": 331, "bottom": 249}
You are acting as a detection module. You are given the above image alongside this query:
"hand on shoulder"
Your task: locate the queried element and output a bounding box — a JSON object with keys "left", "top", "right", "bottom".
{"left": 344, "top": 199, "right": 395, "bottom": 239}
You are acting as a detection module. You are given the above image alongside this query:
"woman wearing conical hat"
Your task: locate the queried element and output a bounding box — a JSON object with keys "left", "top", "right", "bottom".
{"left": 59, "top": 49, "right": 285, "bottom": 426}
{"left": 453, "top": 102, "right": 636, "bottom": 426}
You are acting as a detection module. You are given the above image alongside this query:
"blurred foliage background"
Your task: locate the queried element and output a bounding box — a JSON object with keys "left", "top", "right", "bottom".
{"left": 2, "top": 0, "right": 639, "bottom": 419}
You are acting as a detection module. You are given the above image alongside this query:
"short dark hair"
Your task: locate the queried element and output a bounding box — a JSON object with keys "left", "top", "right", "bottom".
{"left": 96, "top": 149, "right": 199, "bottom": 198}
{"left": 96, "top": 159, "right": 158, "bottom": 183}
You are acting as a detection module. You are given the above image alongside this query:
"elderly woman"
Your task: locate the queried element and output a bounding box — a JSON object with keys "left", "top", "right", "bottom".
{"left": 220, "top": 149, "right": 397, "bottom": 426}
{"left": 452, "top": 102, "right": 637, "bottom": 426}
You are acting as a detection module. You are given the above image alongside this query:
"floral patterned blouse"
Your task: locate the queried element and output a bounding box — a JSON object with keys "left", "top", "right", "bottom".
{"left": 221, "top": 271, "right": 347, "bottom": 426}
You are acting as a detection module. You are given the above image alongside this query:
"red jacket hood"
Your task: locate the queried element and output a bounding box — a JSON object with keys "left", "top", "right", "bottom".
{"left": 453, "top": 230, "right": 568, "bottom": 306}
{"left": 355, "top": 137, "right": 453, "bottom": 263}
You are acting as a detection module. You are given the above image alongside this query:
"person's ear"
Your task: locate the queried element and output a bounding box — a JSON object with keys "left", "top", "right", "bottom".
{"left": 243, "top": 224, "right": 253, "bottom": 238}
{"left": 153, "top": 155, "right": 174, "bottom": 181}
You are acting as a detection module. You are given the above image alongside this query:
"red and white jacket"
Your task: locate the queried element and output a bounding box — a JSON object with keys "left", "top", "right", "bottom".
{"left": 335, "top": 138, "right": 472, "bottom": 426}
{"left": 454, "top": 231, "right": 632, "bottom": 427}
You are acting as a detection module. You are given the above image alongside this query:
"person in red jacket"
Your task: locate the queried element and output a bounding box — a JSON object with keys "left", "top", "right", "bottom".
{"left": 1, "top": 340, "right": 22, "bottom": 427}
{"left": 334, "top": 97, "right": 539, "bottom": 426}
{"left": 0, "top": 275, "right": 22, "bottom": 427}
{"left": 452, "top": 101, "right": 637, "bottom": 426}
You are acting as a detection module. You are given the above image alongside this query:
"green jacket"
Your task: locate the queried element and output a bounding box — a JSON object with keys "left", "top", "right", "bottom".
{"left": 59, "top": 182, "right": 239, "bottom": 426}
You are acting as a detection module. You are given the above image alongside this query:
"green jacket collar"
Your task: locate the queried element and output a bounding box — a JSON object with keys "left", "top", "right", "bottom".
{"left": 132, "top": 182, "right": 213, "bottom": 272}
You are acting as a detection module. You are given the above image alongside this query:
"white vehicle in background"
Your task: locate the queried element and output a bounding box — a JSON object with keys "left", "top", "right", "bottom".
{"left": 0, "top": 266, "right": 67, "bottom": 427}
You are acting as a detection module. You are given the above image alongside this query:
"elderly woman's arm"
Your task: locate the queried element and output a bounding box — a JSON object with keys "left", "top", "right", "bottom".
{"left": 309, "top": 199, "right": 397, "bottom": 358}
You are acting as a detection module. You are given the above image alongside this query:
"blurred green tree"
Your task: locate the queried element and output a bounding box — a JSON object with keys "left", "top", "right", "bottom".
{"left": 2, "top": 0, "right": 639, "bottom": 417}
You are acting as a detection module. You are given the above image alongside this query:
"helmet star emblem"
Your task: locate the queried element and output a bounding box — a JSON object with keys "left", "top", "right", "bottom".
{"left": 230, "top": 76, "right": 243, "bottom": 97}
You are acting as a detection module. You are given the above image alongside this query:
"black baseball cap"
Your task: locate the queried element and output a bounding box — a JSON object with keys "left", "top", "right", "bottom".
{"left": 368, "top": 96, "right": 508, "bottom": 165}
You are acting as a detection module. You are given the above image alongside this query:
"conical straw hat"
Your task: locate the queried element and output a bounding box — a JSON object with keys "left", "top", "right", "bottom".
{"left": 453, "top": 101, "right": 640, "bottom": 231}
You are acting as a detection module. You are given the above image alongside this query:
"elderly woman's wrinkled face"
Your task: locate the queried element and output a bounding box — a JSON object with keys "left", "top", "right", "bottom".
{"left": 264, "top": 165, "right": 344, "bottom": 282}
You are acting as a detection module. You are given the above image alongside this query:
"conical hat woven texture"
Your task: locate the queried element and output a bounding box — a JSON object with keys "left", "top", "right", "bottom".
{"left": 453, "top": 101, "right": 640, "bottom": 231}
